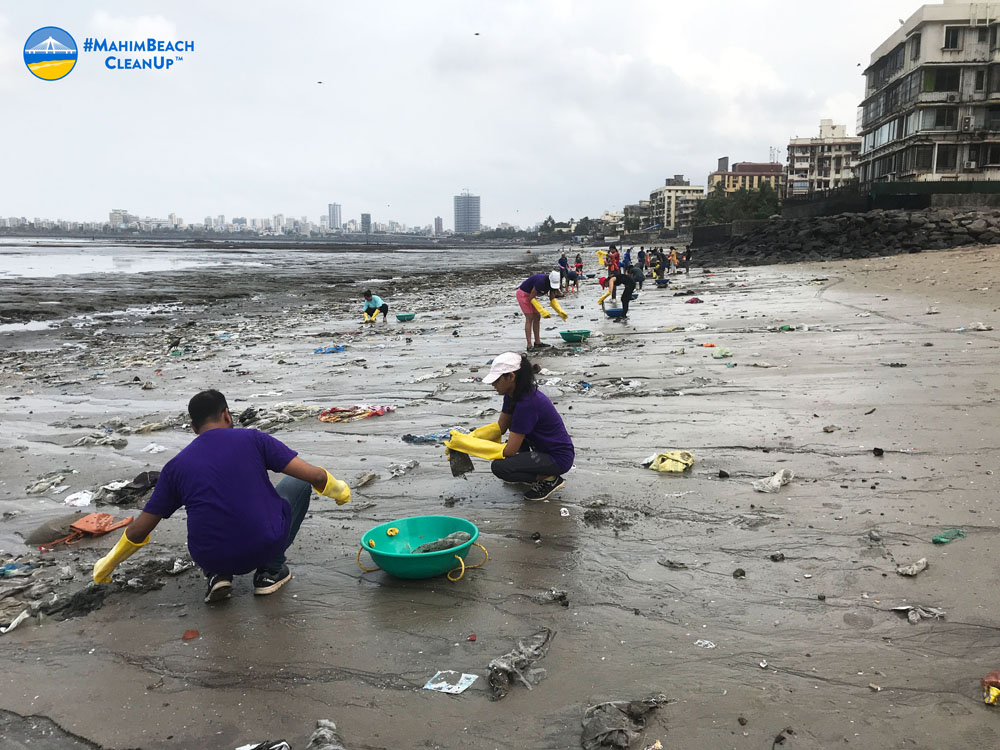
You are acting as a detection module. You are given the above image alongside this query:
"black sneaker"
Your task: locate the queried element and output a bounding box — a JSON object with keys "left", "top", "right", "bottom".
{"left": 523, "top": 476, "right": 565, "bottom": 501}
{"left": 533, "top": 341, "right": 552, "bottom": 348}
{"left": 204, "top": 574, "right": 233, "bottom": 603}
{"left": 253, "top": 564, "right": 291, "bottom": 595}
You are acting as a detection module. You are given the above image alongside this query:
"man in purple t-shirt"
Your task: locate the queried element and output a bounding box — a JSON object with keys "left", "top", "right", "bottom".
{"left": 92, "top": 390, "right": 351, "bottom": 603}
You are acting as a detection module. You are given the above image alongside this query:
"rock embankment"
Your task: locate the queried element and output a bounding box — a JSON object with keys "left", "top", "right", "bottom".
{"left": 699, "top": 208, "right": 1000, "bottom": 265}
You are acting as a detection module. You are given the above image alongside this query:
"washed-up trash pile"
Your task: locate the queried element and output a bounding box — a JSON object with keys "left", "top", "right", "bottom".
{"left": 92, "top": 471, "right": 159, "bottom": 506}
{"left": 487, "top": 628, "right": 554, "bottom": 700}
{"left": 642, "top": 451, "right": 695, "bottom": 473}
{"left": 317, "top": 404, "right": 396, "bottom": 423}
{"left": 313, "top": 345, "right": 346, "bottom": 354}
{"left": 69, "top": 434, "right": 128, "bottom": 450}
{"left": 581, "top": 694, "right": 669, "bottom": 750}
{"left": 402, "top": 429, "right": 458, "bottom": 445}
{"left": 238, "top": 403, "right": 323, "bottom": 431}
{"left": 236, "top": 719, "right": 348, "bottom": 750}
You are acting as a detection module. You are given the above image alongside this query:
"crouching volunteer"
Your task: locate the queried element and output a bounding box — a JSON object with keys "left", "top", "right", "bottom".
{"left": 445, "top": 352, "right": 574, "bottom": 502}
{"left": 92, "top": 389, "right": 351, "bottom": 603}
{"left": 362, "top": 290, "right": 389, "bottom": 323}
{"left": 516, "top": 270, "right": 569, "bottom": 351}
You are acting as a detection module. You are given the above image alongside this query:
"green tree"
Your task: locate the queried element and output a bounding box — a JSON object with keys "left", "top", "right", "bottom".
{"left": 539, "top": 215, "right": 557, "bottom": 235}
{"left": 575, "top": 216, "right": 594, "bottom": 235}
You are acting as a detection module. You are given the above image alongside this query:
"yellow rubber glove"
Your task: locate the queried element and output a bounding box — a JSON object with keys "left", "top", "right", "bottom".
{"left": 318, "top": 469, "right": 351, "bottom": 504}
{"left": 444, "top": 431, "right": 506, "bottom": 461}
{"left": 550, "top": 298, "right": 568, "bottom": 321}
{"left": 529, "top": 298, "right": 551, "bottom": 318}
{"left": 93, "top": 530, "right": 149, "bottom": 584}
{"left": 470, "top": 422, "right": 502, "bottom": 442}
{"left": 597, "top": 289, "right": 611, "bottom": 306}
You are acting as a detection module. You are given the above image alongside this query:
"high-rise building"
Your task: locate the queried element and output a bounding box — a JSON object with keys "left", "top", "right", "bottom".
{"left": 786, "top": 120, "right": 862, "bottom": 197}
{"left": 109, "top": 209, "right": 127, "bottom": 227}
{"left": 360, "top": 213, "right": 371, "bottom": 234}
{"left": 454, "top": 191, "right": 481, "bottom": 234}
{"left": 328, "top": 203, "right": 342, "bottom": 231}
{"left": 648, "top": 176, "right": 706, "bottom": 231}
{"left": 857, "top": 0, "right": 1000, "bottom": 185}
{"left": 434, "top": 216, "right": 444, "bottom": 235}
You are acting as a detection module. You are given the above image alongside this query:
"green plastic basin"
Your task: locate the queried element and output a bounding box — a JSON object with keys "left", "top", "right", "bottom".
{"left": 396, "top": 313, "right": 416, "bottom": 321}
{"left": 559, "top": 330, "right": 591, "bottom": 343}
{"left": 360, "top": 515, "right": 479, "bottom": 579}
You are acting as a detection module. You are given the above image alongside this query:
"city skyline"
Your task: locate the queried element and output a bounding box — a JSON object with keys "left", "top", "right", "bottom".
{"left": 0, "top": 1, "right": 921, "bottom": 227}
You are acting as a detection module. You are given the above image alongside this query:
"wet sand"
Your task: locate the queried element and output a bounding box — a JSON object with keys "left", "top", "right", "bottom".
{"left": 2, "top": 245, "right": 1000, "bottom": 749}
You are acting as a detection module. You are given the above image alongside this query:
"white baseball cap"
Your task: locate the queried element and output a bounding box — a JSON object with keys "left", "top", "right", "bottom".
{"left": 483, "top": 352, "right": 523, "bottom": 384}
{"left": 548, "top": 270, "right": 561, "bottom": 287}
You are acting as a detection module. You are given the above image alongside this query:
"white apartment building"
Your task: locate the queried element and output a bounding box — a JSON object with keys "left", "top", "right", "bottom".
{"left": 648, "top": 176, "right": 705, "bottom": 231}
{"left": 786, "top": 120, "right": 862, "bottom": 197}
{"left": 858, "top": 0, "right": 1000, "bottom": 185}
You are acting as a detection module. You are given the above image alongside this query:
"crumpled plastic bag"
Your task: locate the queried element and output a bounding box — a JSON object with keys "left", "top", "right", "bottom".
{"left": 890, "top": 604, "right": 945, "bottom": 624}
{"left": 896, "top": 557, "right": 928, "bottom": 577}
{"left": 581, "top": 694, "right": 669, "bottom": 749}
{"left": 305, "top": 719, "right": 348, "bottom": 750}
{"left": 752, "top": 469, "right": 794, "bottom": 493}
{"left": 487, "top": 628, "right": 554, "bottom": 700}
{"left": 642, "top": 451, "right": 695, "bottom": 473}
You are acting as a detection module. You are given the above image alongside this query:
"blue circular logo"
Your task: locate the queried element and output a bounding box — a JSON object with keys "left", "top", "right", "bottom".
{"left": 24, "top": 26, "right": 78, "bottom": 81}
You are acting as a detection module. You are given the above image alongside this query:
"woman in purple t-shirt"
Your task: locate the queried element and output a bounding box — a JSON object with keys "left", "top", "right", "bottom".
{"left": 481, "top": 352, "right": 574, "bottom": 502}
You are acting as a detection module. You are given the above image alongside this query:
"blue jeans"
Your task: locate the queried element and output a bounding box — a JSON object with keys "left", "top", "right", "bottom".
{"left": 262, "top": 476, "right": 312, "bottom": 572}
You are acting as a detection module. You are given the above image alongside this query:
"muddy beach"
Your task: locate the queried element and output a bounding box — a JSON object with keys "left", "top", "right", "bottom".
{"left": 2, "top": 242, "right": 1000, "bottom": 749}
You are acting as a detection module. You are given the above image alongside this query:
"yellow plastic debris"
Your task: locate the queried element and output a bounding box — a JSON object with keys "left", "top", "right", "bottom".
{"left": 647, "top": 451, "right": 695, "bottom": 472}
{"left": 386, "top": 527, "right": 399, "bottom": 537}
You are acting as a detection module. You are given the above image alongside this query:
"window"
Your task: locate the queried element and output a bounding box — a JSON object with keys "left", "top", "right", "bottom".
{"left": 936, "top": 144, "right": 958, "bottom": 171}
{"left": 915, "top": 146, "right": 934, "bottom": 169}
{"left": 930, "top": 107, "right": 958, "bottom": 129}
{"left": 988, "top": 145, "right": 1000, "bottom": 164}
{"left": 969, "top": 144, "right": 981, "bottom": 162}
{"left": 925, "top": 67, "right": 961, "bottom": 91}
{"left": 987, "top": 107, "right": 1000, "bottom": 129}
{"left": 911, "top": 33, "right": 922, "bottom": 60}
{"left": 977, "top": 70, "right": 986, "bottom": 91}
{"left": 980, "top": 27, "right": 990, "bottom": 43}
{"left": 944, "top": 26, "right": 963, "bottom": 49}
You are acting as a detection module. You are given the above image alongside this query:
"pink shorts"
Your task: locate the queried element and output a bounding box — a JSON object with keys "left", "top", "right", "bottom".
{"left": 516, "top": 288, "right": 537, "bottom": 315}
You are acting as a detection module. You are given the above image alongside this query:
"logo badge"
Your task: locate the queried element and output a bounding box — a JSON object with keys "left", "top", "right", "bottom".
{"left": 24, "top": 26, "right": 78, "bottom": 81}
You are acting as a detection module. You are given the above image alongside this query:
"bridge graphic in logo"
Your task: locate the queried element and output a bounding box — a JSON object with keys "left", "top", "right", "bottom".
{"left": 24, "top": 26, "right": 78, "bottom": 81}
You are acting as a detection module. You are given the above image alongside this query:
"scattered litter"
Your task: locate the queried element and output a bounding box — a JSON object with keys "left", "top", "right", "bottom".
{"left": 657, "top": 558, "right": 692, "bottom": 570}
{"left": 769, "top": 552, "right": 785, "bottom": 562}
{"left": 718, "top": 470, "right": 730, "bottom": 479}
{"left": 693, "top": 639, "right": 716, "bottom": 649}
{"left": 752, "top": 469, "right": 794, "bottom": 493}
{"left": 869, "top": 682, "right": 882, "bottom": 692}
{"left": 140, "top": 443, "right": 166, "bottom": 454}
{"left": 402, "top": 430, "right": 455, "bottom": 445}
{"left": 468, "top": 634, "right": 477, "bottom": 642}
{"left": 487, "top": 628, "right": 554, "bottom": 700}
{"left": 643, "top": 451, "right": 695, "bottom": 472}
{"left": 532, "top": 589, "right": 569, "bottom": 606}
{"left": 63, "top": 491, "right": 93, "bottom": 507}
{"left": 237, "top": 403, "right": 322, "bottom": 432}
{"left": 759, "top": 660, "right": 768, "bottom": 669}
{"left": 932, "top": 528, "right": 965, "bottom": 544}
{"left": 411, "top": 531, "right": 471, "bottom": 554}
{"left": 424, "top": 670, "right": 478, "bottom": 694}
{"left": 896, "top": 558, "right": 928, "bottom": 577}
{"left": 685, "top": 297, "right": 703, "bottom": 304}
{"left": 982, "top": 671, "right": 1000, "bottom": 705}
{"left": 318, "top": 404, "right": 395, "bottom": 423}
{"left": 883, "top": 362, "right": 908, "bottom": 368}
{"left": 25, "top": 473, "right": 68, "bottom": 495}
{"left": 711, "top": 348, "right": 733, "bottom": 359}
{"left": 971, "top": 322, "right": 994, "bottom": 331}
{"left": 182, "top": 629, "right": 199, "bottom": 641}
{"left": 580, "top": 694, "right": 668, "bottom": 750}
{"left": 560, "top": 508, "right": 570, "bottom": 517}
{"left": 353, "top": 472, "right": 379, "bottom": 489}
{"left": 890, "top": 604, "right": 945, "bottom": 624}
{"left": 0, "top": 609, "right": 30, "bottom": 635}
{"left": 822, "top": 425, "right": 839, "bottom": 433}
{"left": 673, "top": 367, "right": 693, "bottom": 376}
{"left": 313, "top": 346, "right": 346, "bottom": 354}
{"left": 70, "top": 434, "right": 128, "bottom": 449}
{"left": 388, "top": 460, "right": 419, "bottom": 478}
{"left": 749, "top": 362, "right": 776, "bottom": 368}
{"left": 732, "top": 568, "right": 746, "bottom": 579}
{"left": 305, "top": 719, "right": 348, "bottom": 750}
{"left": 925, "top": 307, "right": 939, "bottom": 315}
{"left": 449, "top": 450, "right": 475, "bottom": 477}
{"left": 864, "top": 408, "right": 877, "bottom": 415}
{"left": 93, "top": 470, "right": 159, "bottom": 506}
{"left": 872, "top": 447, "right": 884, "bottom": 457}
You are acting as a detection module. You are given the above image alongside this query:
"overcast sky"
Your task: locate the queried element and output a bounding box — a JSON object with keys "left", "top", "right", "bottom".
{"left": 1, "top": 0, "right": 923, "bottom": 229}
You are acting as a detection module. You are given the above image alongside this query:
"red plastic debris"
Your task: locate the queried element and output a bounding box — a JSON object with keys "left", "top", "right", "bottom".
{"left": 467, "top": 634, "right": 477, "bottom": 642}
{"left": 182, "top": 629, "right": 199, "bottom": 641}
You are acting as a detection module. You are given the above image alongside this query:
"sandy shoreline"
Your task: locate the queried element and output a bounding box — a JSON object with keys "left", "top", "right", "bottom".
{"left": 2, "top": 246, "right": 1000, "bottom": 749}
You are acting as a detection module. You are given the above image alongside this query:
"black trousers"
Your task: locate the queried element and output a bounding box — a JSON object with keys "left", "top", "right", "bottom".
{"left": 620, "top": 280, "right": 637, "bottom": 315}
{"left": 491, "top": 451, "right": 562, "bottom": 483}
